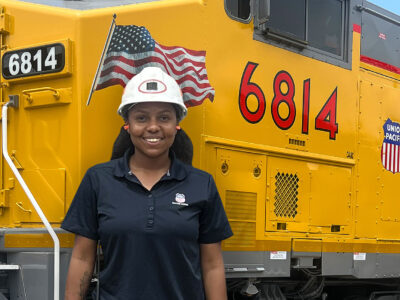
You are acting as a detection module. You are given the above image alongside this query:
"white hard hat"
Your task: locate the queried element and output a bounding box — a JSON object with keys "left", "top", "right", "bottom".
{"left": 118, "top": 67, "right": 187, "bottom": 121}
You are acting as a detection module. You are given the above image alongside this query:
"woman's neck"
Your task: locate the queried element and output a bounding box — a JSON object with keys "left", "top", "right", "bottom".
{"left": 129, "top": 151, "right": 171, "bottom": 190}
{"left": 129, "top": 151, "right": 170, "bottom": 173}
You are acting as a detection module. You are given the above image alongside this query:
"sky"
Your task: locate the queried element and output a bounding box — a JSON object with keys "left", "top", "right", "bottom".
{"left": 368, "top": 0, "right": 400, "bottom": 16}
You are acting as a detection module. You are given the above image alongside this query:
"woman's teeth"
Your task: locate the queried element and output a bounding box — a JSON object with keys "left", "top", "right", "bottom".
{"left": 146, "top": 138, "right": 160, "bottom": 142}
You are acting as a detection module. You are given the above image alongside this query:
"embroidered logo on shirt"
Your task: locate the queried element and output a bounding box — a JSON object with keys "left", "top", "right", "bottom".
{"left": 172, "top": 193, "right": 188, "bottom": 206}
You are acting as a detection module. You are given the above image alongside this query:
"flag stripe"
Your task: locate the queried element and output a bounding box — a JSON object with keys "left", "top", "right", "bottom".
{"left": 154, "top": 44, "right": 208, "bottom": 79}
{"left": 101, "top": 53, "right": 209, "bottom": 81}
{"left": 154, "top": 47, "right": 206, "bottom": 72}
{"left": 382, "top": 142, "right": 386, "bottom": 168}
{"left": 103, "top": 50, "right": 207, "bottom": 73}
{"left": 396, "top": 144, "right": 399, "bottom": 173}
{"left": 398, "top": 144, "right": 400, "bottom": 172}
{"left": 156, "top": 43, "right": 205, "bottom": 57}
{"left": 156, "top": 44, "right": 206, "bottom": 64}
{"left": 391, "top": 143, "right": 395, "bottom": 172}
{"left": 96, "top": 77, "right": 127, "bottom": 90}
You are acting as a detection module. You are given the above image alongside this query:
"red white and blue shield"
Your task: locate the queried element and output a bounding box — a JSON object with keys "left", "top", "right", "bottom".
{"left": 381, "top": 119, "right": 400, "bottom": 173}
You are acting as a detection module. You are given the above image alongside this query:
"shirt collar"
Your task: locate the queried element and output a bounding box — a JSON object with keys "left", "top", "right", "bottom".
{"left": 113, "top": 147, "right": 187, "bottom": 181}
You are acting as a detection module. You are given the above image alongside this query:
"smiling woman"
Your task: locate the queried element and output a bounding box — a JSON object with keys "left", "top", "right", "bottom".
{"left": 61, "top": 67, "right": 233, "bottom": 300}
{"left": 126, "top": 102, "right": 179, "bottom": 189}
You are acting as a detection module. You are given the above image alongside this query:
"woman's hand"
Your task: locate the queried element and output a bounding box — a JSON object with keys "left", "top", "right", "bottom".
{"left": 64, "top": 235, "right": 97, "bottom": 300}
{"left": 200, "top": 242, "right": 227, "bottom": 300}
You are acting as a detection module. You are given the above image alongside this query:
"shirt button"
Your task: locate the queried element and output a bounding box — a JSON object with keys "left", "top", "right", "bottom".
{"left": 149, "top": 206, "right": 154, "bottom": 211}
{"left": 148, "top": 194, "right": 152, "bottom": 198}
{"left": 148, "top": 220, "right": 154, "bottom": 224}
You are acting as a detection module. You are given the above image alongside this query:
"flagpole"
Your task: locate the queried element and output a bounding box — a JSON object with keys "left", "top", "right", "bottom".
{"left": 86, "top": 14, "right": 117, "bottom": 106}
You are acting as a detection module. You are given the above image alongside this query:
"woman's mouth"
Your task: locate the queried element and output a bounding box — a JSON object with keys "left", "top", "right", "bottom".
{"left": 144, "top": 137, "right": 162, "bottom": 143}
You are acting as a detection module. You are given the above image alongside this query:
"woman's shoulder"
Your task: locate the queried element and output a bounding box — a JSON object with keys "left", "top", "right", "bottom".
{"left": 85, "top": 158, "right": 123, "bottom": 176}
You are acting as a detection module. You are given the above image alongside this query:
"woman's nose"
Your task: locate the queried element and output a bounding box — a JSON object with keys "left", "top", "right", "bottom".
{"left": 147, "top": 118, "right": 160, "bottom": 131}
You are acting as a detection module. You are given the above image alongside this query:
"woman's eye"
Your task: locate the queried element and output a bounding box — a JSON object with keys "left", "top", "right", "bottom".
{"left": 159, "top": 115, "right": 170, "bottom": 121}
{"left": 135, "top": 115, "right": 147, "bottom": 122}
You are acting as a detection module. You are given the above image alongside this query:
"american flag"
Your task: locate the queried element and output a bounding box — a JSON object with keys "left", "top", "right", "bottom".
{"left": 94, "top": 25, "right": 215, "bottom": 107}
{"left": 381, "top": 119, "right": 400, "bottom": 174}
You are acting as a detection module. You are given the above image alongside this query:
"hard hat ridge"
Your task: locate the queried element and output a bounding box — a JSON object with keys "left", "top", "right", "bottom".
{"left": 118, "top": 67, "right": 187, "bottom": 121}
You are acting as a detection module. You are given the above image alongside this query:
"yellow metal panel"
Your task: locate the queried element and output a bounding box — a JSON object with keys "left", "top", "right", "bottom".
{"left": 356, "top": 77, "right": 382, "bottom": 239}
{"left": 266, "top": 156, "right": 352, "bottom": 234}
{"left": 378, "top": 81, "right": 400, "bottom": 239}
{"left": 4, "top": 232, "right": 74, "bottom": 248}
{"left": 360, "top": 62, "right": 400, "bottom": 82}
{"left": 22, "top": 87, "right": 72, "bottom": 109}
{"left": 308, "top": 163, "right": 352, "bottom": 230}
{"left": 357, "top": 74, "right": 400, "bottom": 240}
{"left": 322, "top": 238, "right": 354, "bottom": 253}
{"left": 292, "top": 239, "right": 322, "bottom": 253}
{"left": 225, "top": 222, "right": 256, "bottom": 248}
{"left": 0, "top": 8, "right": 11, "bottom": 34}
{"left": 202, "top": 2, "right": 358, "bottom": 163}
{"left": 13, "top": 169, "right": 65, "bottom": 224}
{"left": 215, "top": 148, "right": 266, "bottom": 251}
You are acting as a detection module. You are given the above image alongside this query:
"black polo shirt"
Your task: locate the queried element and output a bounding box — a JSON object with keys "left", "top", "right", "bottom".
{"left": 61, "top": 149, "right": 233, "bottom": 300}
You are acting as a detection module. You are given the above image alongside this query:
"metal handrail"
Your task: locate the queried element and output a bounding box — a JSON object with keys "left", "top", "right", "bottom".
{"left": 22, "top": 87, "right": 60, "bottom": 103}
{"left": 356, "top": 5, "right": 400, "bottom": 26}
{"left": 2, "top": 102, "right": 60, "bottom": 300}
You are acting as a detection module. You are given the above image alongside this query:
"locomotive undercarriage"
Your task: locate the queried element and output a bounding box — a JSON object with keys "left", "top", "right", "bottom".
{"left": 224, "top": 251, "right": 400, "bottom": 300}
{"left": 227, "top": 274, "right": 400, "bottom": 300}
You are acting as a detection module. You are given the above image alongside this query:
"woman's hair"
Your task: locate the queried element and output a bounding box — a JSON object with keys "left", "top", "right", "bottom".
{"left": 111, "top": 126, "right": 193, "bottom": 165}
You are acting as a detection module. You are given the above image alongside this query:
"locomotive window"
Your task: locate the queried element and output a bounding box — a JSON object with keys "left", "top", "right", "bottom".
{"left": 263, "top": 0, "right": 344, "bottom": 56}
{"left": 225, "top": 0, "right": 251, "bottom": 23}
{"left": 308, "top": 0, "right": 344, "bottom": 56}
{"left": 251, "top": 0, "right": 349, "bottom": 68}
{"left": 264, "top": 0, "right": 307, "bottom": 42}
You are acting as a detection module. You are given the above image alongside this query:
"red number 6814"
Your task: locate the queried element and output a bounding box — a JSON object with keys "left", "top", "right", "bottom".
{"left": 239, "top": 62, "right": 338, "bottom": 140}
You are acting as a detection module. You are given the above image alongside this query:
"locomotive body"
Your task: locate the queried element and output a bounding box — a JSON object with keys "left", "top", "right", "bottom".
{"left": 0, "top": 0, "right": 398, "bottom": 298}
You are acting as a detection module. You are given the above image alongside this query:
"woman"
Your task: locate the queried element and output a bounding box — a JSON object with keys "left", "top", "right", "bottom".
{"left": 62, "top": 67, "right": 233, "bottom": 300}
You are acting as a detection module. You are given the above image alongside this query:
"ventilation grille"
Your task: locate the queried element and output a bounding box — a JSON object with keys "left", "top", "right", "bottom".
{"left": 225, "top": 190, "right": 257, "bottom": 220}
{"left": 274, "top": 172, "right": 299, "bottom": 218}
{"left": 224, "top": 222, "right": 256, "bottom": 247}
{"left": 224, "top": 191, "right": 256, "bottom": 247}
{"left": 289, "top": 138, "right": 306, "bottom": 146}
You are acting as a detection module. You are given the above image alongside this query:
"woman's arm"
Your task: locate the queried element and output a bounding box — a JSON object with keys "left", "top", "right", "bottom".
{"left": 200, "top": 242, "right": 227, "bottom": 300}
{"left": 65, "top": 235, "right": 97, "bottom": 300}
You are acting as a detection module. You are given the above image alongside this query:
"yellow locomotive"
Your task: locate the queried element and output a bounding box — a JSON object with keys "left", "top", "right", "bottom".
{"left": 0, "top": 0, "right": 398, "bottom": 299}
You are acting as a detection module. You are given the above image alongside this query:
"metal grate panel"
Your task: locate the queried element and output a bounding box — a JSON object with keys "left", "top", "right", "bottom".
{"left": 224, "top": 191, "right": 256, "bottom": 248}
{"left": 274, "top": 172, "right": 299, "bottom": 218}
{"left": 224, "top": 221, "right": 256, "bottom": 247}
{"left": 225, "top": 190, "right": 257, "bottom": 220}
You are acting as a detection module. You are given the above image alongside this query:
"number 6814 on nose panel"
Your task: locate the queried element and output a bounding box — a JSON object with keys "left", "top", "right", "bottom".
{"left": 2, "top": 43, "right": 65, "bottom": 79}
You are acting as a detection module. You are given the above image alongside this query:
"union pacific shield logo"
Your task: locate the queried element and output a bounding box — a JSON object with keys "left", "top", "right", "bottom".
{"left": 381, "top": 119, "right": 400, "bottom": 173}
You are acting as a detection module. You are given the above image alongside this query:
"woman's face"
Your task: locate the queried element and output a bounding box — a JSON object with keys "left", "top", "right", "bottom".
{"left": 126, "top": 102, "right": 178, "bottom": 160}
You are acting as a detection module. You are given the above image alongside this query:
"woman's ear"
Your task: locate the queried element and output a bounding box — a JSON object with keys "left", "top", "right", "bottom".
{"left": 124, "top": 124, "right": 129, "bottom": 130}
{"left": 176, "top": 125, "right": 181, "bottom": 130}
